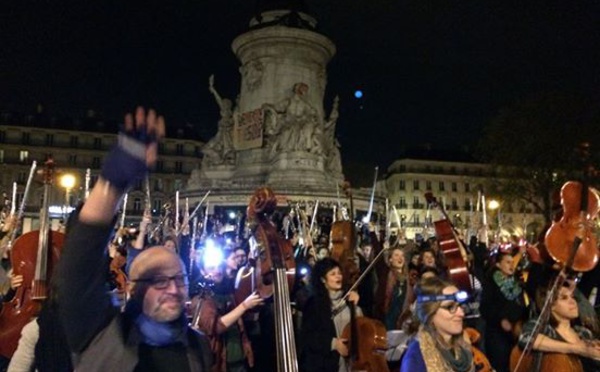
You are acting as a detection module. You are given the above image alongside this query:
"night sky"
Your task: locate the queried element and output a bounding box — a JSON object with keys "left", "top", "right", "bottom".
{"left": 2, "top": 1, "right": 600, "bottom": 180}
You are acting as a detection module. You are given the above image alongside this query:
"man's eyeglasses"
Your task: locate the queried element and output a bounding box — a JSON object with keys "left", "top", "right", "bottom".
{"left": 133, "top": 274, "right": 189, "bottom": 289}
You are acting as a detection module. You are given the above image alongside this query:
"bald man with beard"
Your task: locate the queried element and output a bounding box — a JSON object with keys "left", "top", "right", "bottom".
{"left": 57, "top": 107, "right": 212, "bottom": 371}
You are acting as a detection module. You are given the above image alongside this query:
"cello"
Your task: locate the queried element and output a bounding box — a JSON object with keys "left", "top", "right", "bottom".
{"left": 331, "top": 179, "right": 390, "bottom": 371}
{"left": 0, "top": 158, "right": 65, "bottom": 358}
{"left": 510, "top": 143, "right": 600, "bottom": 372}
{"left": 424, "top": 192, "right": 473, "bottom": 292}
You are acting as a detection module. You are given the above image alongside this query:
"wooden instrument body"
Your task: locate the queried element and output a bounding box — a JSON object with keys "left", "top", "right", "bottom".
{"left": 330, "top": 220, "right": 360, "bottom": 290}
{"left": 0, "top": 230, "right": 64, "bottom": 358}
{"left": 341, "top": 316, "right": 389, "bottom": 372}
{"left": 544, "top": 181, "right": 600, "bottom": 272}
{"left": 433, "top": 219, "right": 472, "bottom": 292}
{"left": 509, "top": 345, "right": 583, "bottom": 372}
{"left": 465, "top": 327, "right": 493, "bottom": 372}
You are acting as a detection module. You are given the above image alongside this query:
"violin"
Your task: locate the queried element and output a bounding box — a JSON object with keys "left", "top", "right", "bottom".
{"left": 0, "top": 158, "right": 64, "bottom": 358}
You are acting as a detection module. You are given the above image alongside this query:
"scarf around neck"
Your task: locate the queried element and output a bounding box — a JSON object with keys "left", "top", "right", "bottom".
{"left": 418, "top": 327, "right": 474, "bottom": 372}
{"left": 493, "top": 270, "right": 522, "bottom": 301}
{"left": 135, "top": 313, "right": 187, "bottom": 347}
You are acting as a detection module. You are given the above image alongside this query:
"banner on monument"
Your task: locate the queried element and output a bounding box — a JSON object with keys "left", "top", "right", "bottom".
{"left": 233, "top": 108, "right": 263, "bottom": 150}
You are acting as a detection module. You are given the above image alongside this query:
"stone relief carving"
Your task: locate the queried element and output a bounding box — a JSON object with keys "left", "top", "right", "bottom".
{"left": 202, "top": 75, "right": 236, "bottom": 167}
{"left": 241, "top": 60, "right": 265, "bottom": 92}
{"left": 262, "top": 82, "right": 324, "bottom": 157}
{"left": 324, "top": 95, "right": 342, "bottom": 175}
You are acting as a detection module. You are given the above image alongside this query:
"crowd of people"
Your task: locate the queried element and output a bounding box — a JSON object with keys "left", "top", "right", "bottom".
{"left": 1, "top": 107, "right": 600, "bottom": 371}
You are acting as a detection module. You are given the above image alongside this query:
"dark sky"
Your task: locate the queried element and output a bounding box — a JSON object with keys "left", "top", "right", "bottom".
{"left": 2, "top": 0, "right": 600, "bottom": 175}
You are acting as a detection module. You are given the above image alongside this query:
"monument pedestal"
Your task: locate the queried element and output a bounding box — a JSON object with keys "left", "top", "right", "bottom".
{"left": 266, "top": 151, "right": 330, "bottom": 187}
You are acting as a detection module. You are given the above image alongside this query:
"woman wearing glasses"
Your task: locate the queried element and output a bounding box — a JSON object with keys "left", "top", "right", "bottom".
{"left": 400, "top": 277, "right": 476, "bottom": 372}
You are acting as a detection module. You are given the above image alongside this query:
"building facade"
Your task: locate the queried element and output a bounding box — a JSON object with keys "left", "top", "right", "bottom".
{"left": 0, "top": 114, "right": 204, "bottom": 232}
{"left": 384, "top": 156, "right": 545, "bottom": 243}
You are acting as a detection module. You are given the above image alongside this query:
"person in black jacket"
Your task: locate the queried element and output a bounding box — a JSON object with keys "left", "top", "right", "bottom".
{"left": 480, "top": 250, "right": 526, "bottom": 372}
{"left": 56, "top": 107, "right": 212, "bottom": 371}
{"left": 299, "top": 258, "right": 361, "bottom": 372}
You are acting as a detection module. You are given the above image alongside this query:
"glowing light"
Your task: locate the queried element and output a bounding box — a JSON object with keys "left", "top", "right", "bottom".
{"left": 354, "top": 90, "right": 363, "bottom": 99}
{"left": 60, "top": 174, "right": 76, "bottom": 189}
{"left": 228, "top": 211, "right": 236, "bottom": 219}
{"left": 300, "top": 267, "right": 308, "bottom": 276}
{"left": 488, "top": 200, "right": 500, "bottom": 210}
{"left": 203, "top": 239, "right": 224, "bottom": 267}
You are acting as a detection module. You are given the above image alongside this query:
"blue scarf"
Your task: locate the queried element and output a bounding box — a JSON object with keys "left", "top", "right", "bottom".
{"left": 135, "top": 313, "right": 187, "bottom": 347}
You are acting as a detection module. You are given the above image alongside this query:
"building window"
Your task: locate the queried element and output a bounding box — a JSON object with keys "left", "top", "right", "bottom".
{"left": 19, "top": 150, "right": 29, "bottom": 162}
{"left": 92, "top": 157, "right": 101, "bottom": 168}
{"left": 0, "top": 130, "right": 5, "bottom": 142}
{"left": 176, "top": 144, "right": 184, "bottom": 155}
{"left": 175, "top": 161, "right": 183, "bottom": 173}
{"left": 413, "top": 196, "right": 420, "bottom": 209}
{"left": 439, "top": 181, "right": 445, "bottom": 192}
{"left": 451, "top": 182, "right": 457, "bottom": 192}
{"left": 90, "top": 175, "right": 98, "bottom": 188}
{"left": 93, "top": 137, "right": 102, "bottom": 149}
{"left": 413, "top": 180, "right": 420, "bottom": 191}
{"left": 68, "top": 154, "right": 77, "bottom": 165}
{"left": 465, "top": 183, "right": 470, "bottom": 193}
{"left": 133, "top": 198, "right": 141, "bottom": 212}
{"left": 399, "top": 197, "right": 407, "bottom": 208}
{"left": 22, "top": 132, "right": 30, "bottom": 144}
{"left": 451, "top": 198, "right": 458, "bottom": 210}
{"left": 70, "top": 136, "right": 78, "bottom": 148}
{"left": 46, "top": 134, "right": 54, "bottom": 146}
{"left": 153, "top": 199, "right": 162, "bottom": 212}
{"left": 426, "top": 181, "right": 432, "bottom": 190}
{"left": 156, "top": 161, "right": 164, "bottom": 172}
{"left": 415, "top": 214, "right": 421, "bottom": 226}
{"left": 154, "top": 179, "right": 163, "bottom": 192}
{"left": 398, "top": 180, "right": 405, "bottom": 191}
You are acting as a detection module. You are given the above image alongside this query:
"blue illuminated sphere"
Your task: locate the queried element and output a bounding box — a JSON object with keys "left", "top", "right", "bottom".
{"left": 354, "top": 90, "right": 363, "bottom": 99}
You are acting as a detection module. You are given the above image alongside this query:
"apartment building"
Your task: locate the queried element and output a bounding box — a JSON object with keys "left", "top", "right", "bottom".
{"left": 383, "top": 150, "right": 544, "bottom": 243}
{"left": 0, "top": 111, "right": 205, "bottom": 231}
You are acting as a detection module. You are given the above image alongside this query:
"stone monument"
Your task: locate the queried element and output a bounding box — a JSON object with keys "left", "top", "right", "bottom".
{"left": 186, "top": 5, "right": 374, "bottom": 213}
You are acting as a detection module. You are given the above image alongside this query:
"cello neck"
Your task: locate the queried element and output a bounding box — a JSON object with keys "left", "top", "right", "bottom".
{"left": 32, "top": 158, "right": 55, "bottom": 300}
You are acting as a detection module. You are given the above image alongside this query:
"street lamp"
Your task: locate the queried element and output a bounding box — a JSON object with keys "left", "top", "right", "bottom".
{"left": 487, "top": 199, "right": 501, "bottom": 239}
{"left": 60, "top": 174, "right": 76, "bottom": 218}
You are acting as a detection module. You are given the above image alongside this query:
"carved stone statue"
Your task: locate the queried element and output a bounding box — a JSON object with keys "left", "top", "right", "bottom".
{"left": 324, "top": 95, "right": 342, "bottom": 174}
{"left": 202, "top": 75, "right": 235, "bottom": 166}
{"left": 265, "top": 82, "right": 324, "bottom": 156}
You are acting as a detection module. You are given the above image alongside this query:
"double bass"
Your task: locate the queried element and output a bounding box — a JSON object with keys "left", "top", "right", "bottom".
{"left": 0, "top": 158, "right": 65, "bottom": 358}
{"left": 235, "top": 187, "right": 298, "bottom": 371}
